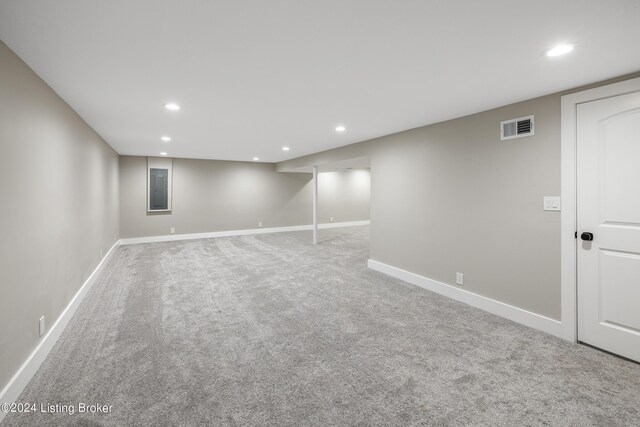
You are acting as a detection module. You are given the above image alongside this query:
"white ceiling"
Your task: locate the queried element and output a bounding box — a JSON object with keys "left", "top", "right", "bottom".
{"left": 1, "top": 1, "right": 639, "bottom": 163}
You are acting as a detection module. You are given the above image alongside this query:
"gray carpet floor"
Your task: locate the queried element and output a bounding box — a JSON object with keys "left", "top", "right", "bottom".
{"left": 2, "top": 226, "right": 639, "bottom": 426}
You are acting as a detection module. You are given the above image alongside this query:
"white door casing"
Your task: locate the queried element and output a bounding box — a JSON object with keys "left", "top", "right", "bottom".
{"left": 576, "top": 91, "right": 640, "bottom": 362}
{"left": 561, "top": 76, "right": 640, "bottom": 345}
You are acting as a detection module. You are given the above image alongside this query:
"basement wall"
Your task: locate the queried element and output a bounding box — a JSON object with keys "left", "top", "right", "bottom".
{"left": 0, "top": 41, "right": 120, "bottom": 392}
{"left": 119, "top": 156, "right": 370, "bottom": 239}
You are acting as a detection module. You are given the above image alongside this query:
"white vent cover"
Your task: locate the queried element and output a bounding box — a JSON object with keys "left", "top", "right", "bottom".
{"left": 500, "top": 115, "right": 534, "bottom": 140}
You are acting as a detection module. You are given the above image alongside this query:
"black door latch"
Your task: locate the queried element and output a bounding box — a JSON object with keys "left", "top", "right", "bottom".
{"left": 581, "top": 232, "right": 594, "bottom": 241}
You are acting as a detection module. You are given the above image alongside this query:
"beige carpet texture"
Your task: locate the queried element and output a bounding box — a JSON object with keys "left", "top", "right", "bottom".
{"left": 2, "top": 226, "right": 639, "bottom": 426}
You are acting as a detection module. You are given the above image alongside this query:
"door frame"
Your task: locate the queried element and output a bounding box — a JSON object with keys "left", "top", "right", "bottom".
{"left": 560, "top": 76, "right": 640, "bottom": 343}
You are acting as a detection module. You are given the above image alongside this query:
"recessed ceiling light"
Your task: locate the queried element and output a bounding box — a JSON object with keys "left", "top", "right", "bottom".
{"left": 161, "top": 136, "right": 171, "bottom": 142}
{"left": 335, "top": 125, "right": 346, "bottom": 132}
{"left": 164, "top": 103, "right": 181, "bottom": 111}
{"left": 544, "top": 44, "right": 574, "bottom": 57}
{"left": 253, "top": 157, "right": 260, "bottom": 161}
{"left": 159, "top": 152, "right": 168, "bottom": 156}
{"left": 282, "top": 146, "right": 290, "bottom": 151}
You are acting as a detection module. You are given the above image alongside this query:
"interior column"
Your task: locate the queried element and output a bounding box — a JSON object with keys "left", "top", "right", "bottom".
{"left": 312, "top": 165, "right": 318, "bottom": 245}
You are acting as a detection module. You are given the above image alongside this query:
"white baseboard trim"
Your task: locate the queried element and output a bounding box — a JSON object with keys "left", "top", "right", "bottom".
{"left": 367, "top": 259, "right": 563, "bottom": 339}
{"left": 120, "top": 220, "right": 371, "bottom": 245}
{"left": 0, "top": 240, "right": 121, "bottom": 422}
{"left": 317, "top": 220, "right": 370, "bottom": 230}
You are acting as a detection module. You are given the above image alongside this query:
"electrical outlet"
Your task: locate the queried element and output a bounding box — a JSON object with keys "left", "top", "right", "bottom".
{"left": 39, "top": 316, "right": 45, "bottom": 337}
{"left": 170, "top": 227, "right": 175, "bottom": 234}
{"left": 456, "top": 272, "right": 464, "bottom": 285}
{"left": 330, "top": 217, "right": 334, "bottom": 222}
{"left": 258, "top": 222, "right": 263, "bottom": 227}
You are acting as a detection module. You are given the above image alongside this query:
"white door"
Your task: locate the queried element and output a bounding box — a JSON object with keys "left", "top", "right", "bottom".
{"left": 577, "top": 90, "right": 640, "bottom": 362}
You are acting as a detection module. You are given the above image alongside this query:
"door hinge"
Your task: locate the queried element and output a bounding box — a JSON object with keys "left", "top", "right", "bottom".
{"left": 575, "top": 231, "right": 578, "bottom": 239}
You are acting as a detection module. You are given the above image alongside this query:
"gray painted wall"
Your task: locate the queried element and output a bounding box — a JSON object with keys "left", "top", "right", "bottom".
{"left": 0, "top": 41, "right": 120, "bottom": 391}
{"left": 369, "top": 96, "right": 561, "bottom": 319}
{"left": 318, "top": 169, "right": 371, "bottom": 224}
{"left": 119, "top": 156, "right": 370, "bottom": 238}
{"left": 277, "top": 95, "right": 567, "bottom": 320}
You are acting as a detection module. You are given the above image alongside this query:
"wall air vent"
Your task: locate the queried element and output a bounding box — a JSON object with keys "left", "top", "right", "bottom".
{"left": 500, "top": 115, "right": 534, "bottom": 140}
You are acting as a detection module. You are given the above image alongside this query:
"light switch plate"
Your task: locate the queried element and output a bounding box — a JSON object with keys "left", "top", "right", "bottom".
{"left": 543, "top": 196, "right": 561, "bottom": 211}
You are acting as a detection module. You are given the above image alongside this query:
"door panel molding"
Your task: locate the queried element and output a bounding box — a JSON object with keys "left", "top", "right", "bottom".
{"left": 560, "top": 76, "right": 640, "bottom": 342}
